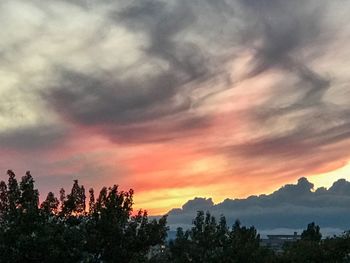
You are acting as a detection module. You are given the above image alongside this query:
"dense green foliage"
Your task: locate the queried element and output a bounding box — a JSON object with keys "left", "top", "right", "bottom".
{"left": 2, "top": 170, "right": 350, "bottom": 263}
{"left": 0, "top": 170, "right": 167, "bottom": 263}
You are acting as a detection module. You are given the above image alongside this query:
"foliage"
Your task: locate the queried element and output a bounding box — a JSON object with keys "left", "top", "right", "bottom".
{"left": 163, "top": 214, "right": 350, "bottom": 263}
{"left": 301, "top": 222, "right": 322, "bottom": 242}
{"left": 167, "top": 211, "right": 275, "bottom": 263}
{"left": 0, "top": 170, "right": 167, "bottom": 263}
{"left": 280, "top": 223, "right": 350, "bottom": 263}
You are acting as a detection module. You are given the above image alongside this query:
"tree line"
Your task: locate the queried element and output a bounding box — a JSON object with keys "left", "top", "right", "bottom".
{"left": 1, "top": 170, "right": 350, "bottom": 262}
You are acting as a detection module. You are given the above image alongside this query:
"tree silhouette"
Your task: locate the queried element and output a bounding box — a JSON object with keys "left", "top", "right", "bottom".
{"left": 281, "top": 222, "right": 324, "bottom": 263}
{"left": 40, "top": 192, "right": 59, "bottom": 215}
{"left": 301, "top": 222, "right": 322, "bottom": 242}
{"left": 0, "top": 170, "right": 168, "bottom": 263}
{"left": 168, "top": 211, "right": 274, "bottom": 263}
{"left": 7, "top": 170, "right": 20, "bottom": 216}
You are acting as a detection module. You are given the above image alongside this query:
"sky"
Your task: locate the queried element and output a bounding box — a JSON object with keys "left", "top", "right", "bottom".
{"left": 1, "top": 0, "right": 350, "bottom": 214}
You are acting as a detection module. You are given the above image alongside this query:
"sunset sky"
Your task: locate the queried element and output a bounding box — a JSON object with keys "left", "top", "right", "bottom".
{"left": 1, "top": 0, "right": 350, "bottom": 214}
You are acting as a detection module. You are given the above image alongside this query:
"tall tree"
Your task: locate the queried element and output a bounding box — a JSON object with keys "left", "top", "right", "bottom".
{"left": 40, "top": 192, "right": 59, "bottom": 215}
{"left": 19, "top": 171, "right": 39, "bottom": 213}
{"left": 169, "top": 211, "right": 272, "bottom": 263}
{"left": 86, "top": 185, "right": 168, "bottom": 262}
{"left": 281, "top": 222, "right": 323, "bottom": 263}
{"left": 7, "top": 170, "right": 20, "bottom": 216}
{"left": 61, "top": 180, "right": 86, "bottom": 216}
{"left": 301, "top": 222, "right": 322, "bottom": 242}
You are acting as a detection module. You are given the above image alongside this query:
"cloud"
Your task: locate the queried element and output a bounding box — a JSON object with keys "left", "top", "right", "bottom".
{"left": 0, "top": 125, "right": 66, "bottom": 150}
{"left": 181, "top": 197, "right": 214, "bottom": 212}
{"left": 3, "top": 0, "right": 349, "bottom": 147}
{"left": 239, "top": 0, "right": 327, "bottom": 75}
{"left": 40, "top": 0, "right": 350, "bottom": 151}
{"left": 221, "top": 0, "right": 350, "bottom": 170}
{"left": 40, "top": 0, "right": 228, "bottom": 144}
{"left": 45, "top": 69, "right": 189, "bottom": 125}
{"left": 166, "top": 177, "right": 350, "bottom": 230}
{"left": 1, "top": 0, "right": 350, "bottom": 213}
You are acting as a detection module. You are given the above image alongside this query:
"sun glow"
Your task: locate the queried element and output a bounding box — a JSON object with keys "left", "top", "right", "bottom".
{"left": 311, "top": 161, "right": 350, "bottom": 189}
{"left": 134, "top": 186, "right": 218, "bottom": 215}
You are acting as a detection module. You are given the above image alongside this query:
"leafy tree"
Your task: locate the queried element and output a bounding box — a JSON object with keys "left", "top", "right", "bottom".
{"left": 19, "top": 171, "right": 39, "bottom": 213}
{"left": 7, "top": 170, "right": 20, "bottom": 216}
{"left": 281, "top": 222, "right": 323, "bottom": 263}
{"left": 40, "top": 192, "right": 59, "bottom": 215}
{"left": 227, "top": 220, "right": 264, "bottom": 262}
{"left": 301, "top": 222, "right": 322, "bottom": 242}
{"left": 0, "top": 170, "right": 43, "bottom": 262}
{"left": 169, "top": 211, "right": 273, "bottom": 263}
{"left": 61, "top": 180, "right": 86, "bottom": 216}
{"left": 322, "top": 233, "right": 350, "bottom": 262}
{"left": 169, "top": 227, "right": 192, "bottom": 263}
{"left": 0, "top": 170, "right": 168, "bottom": 263}
{"left": 281, "top": 239, "right": 324, "bottom": 263}
{"left": 86, "top": 185, "right": 168, "bottom": 262}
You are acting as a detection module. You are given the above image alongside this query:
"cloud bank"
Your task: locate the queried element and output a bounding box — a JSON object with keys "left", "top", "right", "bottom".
{"left": 166, "top": 177, "right": 350, "bottom": 230}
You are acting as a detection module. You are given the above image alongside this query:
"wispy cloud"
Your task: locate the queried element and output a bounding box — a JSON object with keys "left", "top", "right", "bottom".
{"left": 0, "top": 0, "right": 350, "bottom": 213}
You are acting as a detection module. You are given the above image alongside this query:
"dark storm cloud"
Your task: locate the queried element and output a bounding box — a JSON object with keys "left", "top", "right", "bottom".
{"left": 166, "top": 177, "right": 350, "bottom": 230}
{"left": 44, "top": 68, "right": 211, "bottom": 143}
{"left": 46, "top": 69, "right": 186, "bottom": 125}
{"left": 0, "top": 125, "right": 66, "bottom": 150}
